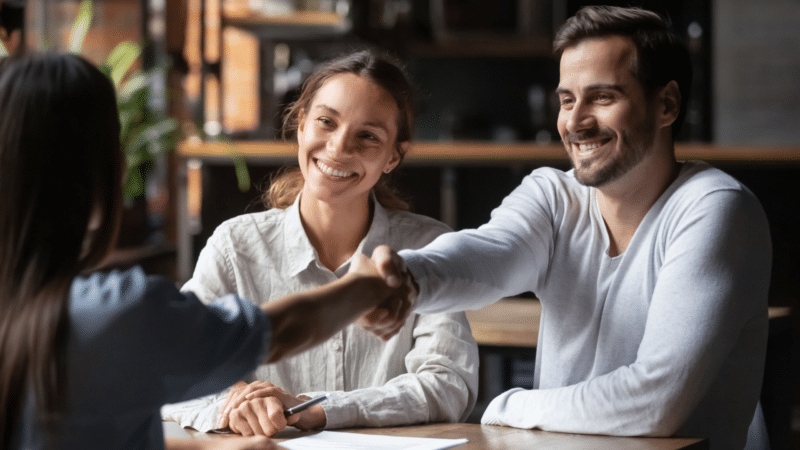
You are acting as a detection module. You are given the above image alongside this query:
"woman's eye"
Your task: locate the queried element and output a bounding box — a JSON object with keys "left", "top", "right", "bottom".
{"left": 360, "top": 133, "right": 379, "bottom": 142}
{"left": 316, "top": 117, "right": 334, "bottom": 127}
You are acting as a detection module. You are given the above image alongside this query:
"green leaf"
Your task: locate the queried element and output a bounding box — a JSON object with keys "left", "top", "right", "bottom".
{"left": 221, "top": 143, "right": 251, "bottom": 192}
{"left": 68, "top": 0, "right": 94, "bottom": 53}
{"left": 118, "top": 72, "right": 149, "bottom": 101}
{"left": 123, "top": 119, "right": 178, "bottom": 160}
{"left": 233, "top": 154, "right": 251, "bottom": 192}
{"left": 118, "top": 109, "right": 140, "bottom": 146}
{"left": 123, "top": 166, "right": 146, "bottom": 199}
{"left": 117, "top": 87, "right": 148, "bottom": 133}
{"left": 103, "top": 41, "right": 141, "bottom": 88}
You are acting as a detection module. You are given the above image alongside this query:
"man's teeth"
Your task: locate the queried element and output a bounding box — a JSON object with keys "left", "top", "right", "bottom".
{"left": 578, "top": 142, "right": 603, "bottom": 152}
{"left": 317, "top": 160, "right": 353, "bottom": 178}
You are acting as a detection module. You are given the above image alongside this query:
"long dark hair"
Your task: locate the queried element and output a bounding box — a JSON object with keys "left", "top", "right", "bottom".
{"left": 553, "top": 5, "right": 692, "bottom": 137}
{"left": 264, "top": 49, "right": 415, "bottom": 211}
{"left": 0, "top": 52, "right": 122, "bottom": 446}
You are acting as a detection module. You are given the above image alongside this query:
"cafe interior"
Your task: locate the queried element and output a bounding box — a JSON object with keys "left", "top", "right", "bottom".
{"left": 2, "top": 0, "right": 798, "bottom": 448}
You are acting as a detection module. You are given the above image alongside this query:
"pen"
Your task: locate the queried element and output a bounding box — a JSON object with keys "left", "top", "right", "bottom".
{"left": 284, "top": 394, "right": 329, "bottom": 417}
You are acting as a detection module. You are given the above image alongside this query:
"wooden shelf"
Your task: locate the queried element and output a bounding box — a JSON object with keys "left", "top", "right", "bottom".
{"left": 224, "top": 10, "right": 345, "bottom": 26}
{"left": 221, "top": 9, "right": 350, "bottom": 38}
{"left": 178, "top": 139, "right": 800, "bottom": 164}
{"left": 408, "top": 37, "right": 554, "bottom": 58}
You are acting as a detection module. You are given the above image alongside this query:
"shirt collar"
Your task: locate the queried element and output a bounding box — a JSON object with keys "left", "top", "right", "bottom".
{"left": 360, "top": 191, "right": 391, "bottom": 259}
{"left": 283, "top": 191, "right": 392, "bottom": 278}
{"left": 283, "top": 193, "right": 319, "bottom": 277}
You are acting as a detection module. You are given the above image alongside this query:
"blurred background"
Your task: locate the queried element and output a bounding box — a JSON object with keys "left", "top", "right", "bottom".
{"left": 3, "top": 0, "right": 798, "bottom": 447}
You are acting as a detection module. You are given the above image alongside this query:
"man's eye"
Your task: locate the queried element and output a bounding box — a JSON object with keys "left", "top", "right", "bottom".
{"left": 595, "top": 94, "right": 613, "bottom": 103}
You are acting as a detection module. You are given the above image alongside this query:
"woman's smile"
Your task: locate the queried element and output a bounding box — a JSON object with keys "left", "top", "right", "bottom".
{"left": 314, "top": 158, "right": 356, "bottom": 179}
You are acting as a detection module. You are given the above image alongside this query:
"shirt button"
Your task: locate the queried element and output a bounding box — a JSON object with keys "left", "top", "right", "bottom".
{"left": 331, "top": 342, "right": 341, "bottom": 351}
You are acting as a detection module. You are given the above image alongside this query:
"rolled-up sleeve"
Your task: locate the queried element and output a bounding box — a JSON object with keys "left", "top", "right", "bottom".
{"left": 317, "top": 312, "right": 479, "bottom": 429}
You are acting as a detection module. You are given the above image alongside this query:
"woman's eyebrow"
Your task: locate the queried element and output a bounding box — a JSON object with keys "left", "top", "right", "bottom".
{"left": 362, "top": 121, "right": 390, "bottom": 134}
{"left": 313, "top": 104, "right": 340, "bottom": 116}
{"left": 314, "top": 104, "right": 390, "bottom": 134}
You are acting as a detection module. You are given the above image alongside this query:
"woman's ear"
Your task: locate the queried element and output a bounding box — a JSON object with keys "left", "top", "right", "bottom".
{"left": 80, "top": 203, "right": 104, "bottom": 260}
{"left": 384, "top": 142, "right": 407, "bottom": 174}
{"left": 658, "top": 80, "right": 681, "bottom": 128}
{"left": 87, "top": 203, "right": 103, "bottom": 232}
{"left": 296, "top": 109, "right": 306, "bottom": 134}
{"left": 295, "top": 109, "right": 307, "bottom": 147}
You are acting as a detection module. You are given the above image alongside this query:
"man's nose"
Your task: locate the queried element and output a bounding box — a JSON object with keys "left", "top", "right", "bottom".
{"left": 564, "top": 101, "right": 596, "bottom": 135}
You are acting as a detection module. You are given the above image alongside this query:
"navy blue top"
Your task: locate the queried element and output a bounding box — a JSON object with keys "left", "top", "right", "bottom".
{"left": 14, "top": 266, "right": 271, "bottom": 449}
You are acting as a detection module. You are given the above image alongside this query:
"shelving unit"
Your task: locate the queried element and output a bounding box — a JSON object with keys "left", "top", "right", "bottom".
{"left": 199, "top": 5, "right": 352, "bottom": 139}
{"left": 223, "top": 9, "right": 349, "bottom": 33}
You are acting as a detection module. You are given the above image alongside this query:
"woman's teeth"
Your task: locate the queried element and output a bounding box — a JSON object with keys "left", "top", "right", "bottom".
{"left": 316, "top": 160, "right": 353, "bottom": 178}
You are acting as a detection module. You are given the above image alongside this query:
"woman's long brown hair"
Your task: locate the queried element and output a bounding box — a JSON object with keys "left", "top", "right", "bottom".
{"left": 264, "top": 49, "right": 415, "bottom": 211}
{"left": 0, "top": 52, "right": 122, "bottom": 447}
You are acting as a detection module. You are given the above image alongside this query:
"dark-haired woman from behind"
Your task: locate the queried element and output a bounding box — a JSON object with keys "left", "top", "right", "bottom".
{"left": 0, "top": 51, "right": 403, "bottom": 449}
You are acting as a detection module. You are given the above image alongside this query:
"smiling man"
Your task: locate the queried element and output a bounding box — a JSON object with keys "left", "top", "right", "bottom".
{"left": 359, "top": 6, "right": 772, "bottom": 450}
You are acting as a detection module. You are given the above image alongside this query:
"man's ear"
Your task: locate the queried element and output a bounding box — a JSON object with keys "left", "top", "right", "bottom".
{"left": 658, "top": 80, "right": 681, "bottom": 128}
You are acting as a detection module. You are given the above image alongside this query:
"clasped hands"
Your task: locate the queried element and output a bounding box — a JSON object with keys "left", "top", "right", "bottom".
{"left": 216, "top": 381, "right": 324, "bottom": 436}
{"left": 349, "top": 245, "right": 419, "bottom": 341}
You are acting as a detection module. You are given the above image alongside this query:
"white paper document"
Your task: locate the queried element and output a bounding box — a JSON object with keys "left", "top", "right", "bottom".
{"left": 278, "top": 431, "right": 468, "bottom": 450}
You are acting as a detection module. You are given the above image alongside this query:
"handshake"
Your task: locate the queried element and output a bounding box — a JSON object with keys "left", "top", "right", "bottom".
{"left": 348, "top": 245, "right": 419, "bottom": 341}
{"left": 263, "top": 245, "right": 420, "bottom": 364}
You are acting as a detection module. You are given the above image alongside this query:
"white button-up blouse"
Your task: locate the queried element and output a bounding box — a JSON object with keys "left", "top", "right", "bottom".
{"left": 162, "top": 194, "right": 479, "bottom": 432}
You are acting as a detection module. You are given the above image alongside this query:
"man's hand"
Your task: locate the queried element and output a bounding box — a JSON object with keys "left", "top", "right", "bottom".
{"left": 263, "top": 247, "right": 418, "bottom": 362}
{"left": 217, "top": 381, "right": 326, "bottom": 436}
{"left": 350, "top": 246, "right": 419, "bottom": 340}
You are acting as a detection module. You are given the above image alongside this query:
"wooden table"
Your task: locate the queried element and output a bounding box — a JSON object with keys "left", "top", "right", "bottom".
{"left": 270, "top": 423, "right": 708, "bottom": 449}
{"left": 465, "top": 297, "right": 540, "bottom": 347}
{"left": 165, "top": 422, "right": 707, "bottom": 449}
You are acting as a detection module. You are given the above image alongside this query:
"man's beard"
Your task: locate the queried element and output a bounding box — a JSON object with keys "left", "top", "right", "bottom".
{"left": 567, "top": 122, "right": 655, "bottom": 187}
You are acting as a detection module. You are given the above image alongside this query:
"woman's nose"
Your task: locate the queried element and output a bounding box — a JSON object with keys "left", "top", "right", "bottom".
{"left": 326, "top": 129, "right": 351, "bottom": 155}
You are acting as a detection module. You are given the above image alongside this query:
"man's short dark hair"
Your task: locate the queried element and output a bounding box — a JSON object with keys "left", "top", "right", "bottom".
{"left": 554, "top": 5, "right": 692, "bottom": 137}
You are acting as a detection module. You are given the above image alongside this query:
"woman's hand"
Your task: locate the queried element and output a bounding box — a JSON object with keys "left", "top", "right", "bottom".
{"left": 351, "top": 246, "right": 418, "bottom": 340}
{"left": 263, "top": 263, "right": 399, "bottom": 362}
{"left": 217, "top": 381, "right": 326, "bottom": 436}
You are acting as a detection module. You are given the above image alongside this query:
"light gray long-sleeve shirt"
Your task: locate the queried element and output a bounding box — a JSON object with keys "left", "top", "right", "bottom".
{"left": 400, "top": 161, "right": 771, "bottom": 450}
{"left": 162, "top": 195, "right": 479, "bottom": 432}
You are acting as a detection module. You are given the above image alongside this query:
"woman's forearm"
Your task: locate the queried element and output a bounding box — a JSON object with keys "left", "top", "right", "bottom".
{"left": 261, "top": 273, "right": 390, "bottom": 363}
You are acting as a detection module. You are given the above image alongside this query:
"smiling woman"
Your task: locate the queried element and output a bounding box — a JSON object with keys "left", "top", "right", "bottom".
{"left": 267, "top": 50, "right": 415, "bottom": 214}
{"left": 295, "top": 73, "right": 404, "bottom": 242}
{"left": 161, "top": 49, "right": 479, "bottom": 438}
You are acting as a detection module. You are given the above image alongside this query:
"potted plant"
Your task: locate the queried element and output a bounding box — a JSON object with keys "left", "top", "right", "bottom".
{"left": 69, "top": 0, "right": 178, "bottom": 203}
